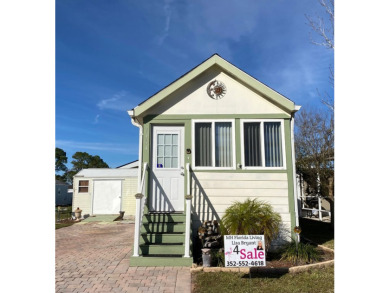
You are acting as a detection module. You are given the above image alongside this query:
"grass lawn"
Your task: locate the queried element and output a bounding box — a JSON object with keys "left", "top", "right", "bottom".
{"left": 55, "top": 221, "right": 75, "bottom": 229}
{"left": 55, "top": 206, "right": 75, "bottom": 229}
{"left": 193, "top": 217, "right": 334, "bottom": 292}
{"left": 193, "top": 266, "right": 334, "bottom": 293}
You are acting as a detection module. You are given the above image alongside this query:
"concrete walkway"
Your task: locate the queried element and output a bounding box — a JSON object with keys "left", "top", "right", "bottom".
{"left": 56, "top": 221, "right": 191, "bottom": 292}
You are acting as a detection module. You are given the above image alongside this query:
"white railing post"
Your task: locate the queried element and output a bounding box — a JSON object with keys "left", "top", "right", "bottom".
{"left": 184, "top": 163, "right": 191, "bottom": 258}
{"left": 133, "top": 163, "right": 148, "bottom": 257}
{"left": 318, "top": 196, "right": 323, "bottom": 221}
{"left": 133, "top": 193, "right": 143, "bottom": 257}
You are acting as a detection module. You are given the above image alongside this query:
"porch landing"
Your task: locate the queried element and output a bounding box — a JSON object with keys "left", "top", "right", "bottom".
{"left": 130, "top": 256, "right": 193, "bottom": 267}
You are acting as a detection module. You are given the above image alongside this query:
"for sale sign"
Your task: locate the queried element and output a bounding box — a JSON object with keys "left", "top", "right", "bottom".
{"left": 224, "top": 235, "right": 266, "bottom": 267}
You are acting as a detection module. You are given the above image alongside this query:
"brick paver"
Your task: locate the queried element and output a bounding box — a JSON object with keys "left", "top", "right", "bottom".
{"left": 56, "top": 222, "right": 191, "bottom": 292}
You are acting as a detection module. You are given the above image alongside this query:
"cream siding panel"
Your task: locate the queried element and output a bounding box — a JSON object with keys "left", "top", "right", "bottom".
{"left": 193, "top": 196, "right": 289, "bottom": 208}
{"left": 193, "top": 172, "right": 287, "bottom": 181}
{"left": 196, "top": 180, "right": 288, "bottom": 189}
{"left": 72, "top": 178, "right": 93, "bottom": 216}
{"left": 147, "top": 70, "right": 289, "bottom": 116}
{"left": 191, "top": 172, "right": 291, "bottom": 242}
{"left": 193, "top": 188, "right": 288, "bottom": 197}
{"left": 121, "top": 177, "right": 138, "bottom": 216}
{"left": 72, "top": 176, "right": 138, "bottom": 218}
{"left": 216, "top": 212, "right": 291, "bottom": 223}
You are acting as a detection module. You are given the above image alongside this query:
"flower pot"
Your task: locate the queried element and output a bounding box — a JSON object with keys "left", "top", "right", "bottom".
{"left": 74, "top": 207, "right": 82, "bottom": 220}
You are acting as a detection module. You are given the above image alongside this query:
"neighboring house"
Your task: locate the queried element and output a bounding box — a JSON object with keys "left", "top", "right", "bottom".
{"left": 116, "top": 160, "right": 139, "bottom": 169}
{"left": 72, "top": 168, "right": 138, "bottom": 218}
{"left": 296, "top": 173, "right": 332, "bottom": 221}
{"left": 128, "top": 54, "right": 301, "bottom": 266}
{"left": 56, "top": 180, "right": 72, "bottom": 206}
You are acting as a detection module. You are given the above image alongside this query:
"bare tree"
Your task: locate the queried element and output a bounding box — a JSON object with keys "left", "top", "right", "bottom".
{"left": 306, "top": 0, "right": 334, "bottom": 111}
{"left": 306, "top": 0, "right": 334, "bottom": 49}
{"left": 295, "top": 107, "right": 334, "bottom": 226}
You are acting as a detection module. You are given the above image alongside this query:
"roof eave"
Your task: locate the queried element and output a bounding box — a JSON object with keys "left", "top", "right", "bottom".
{"left": 132, "top": 54, "right": 297, "bottom": 117}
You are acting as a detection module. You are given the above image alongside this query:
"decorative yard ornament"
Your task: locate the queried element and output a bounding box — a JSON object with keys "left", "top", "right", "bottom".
{"left": 294, "top": 226, "right": 302, "bottom": 234}
{"left": 207, "top": 80, "right": 227, "bottom": 99}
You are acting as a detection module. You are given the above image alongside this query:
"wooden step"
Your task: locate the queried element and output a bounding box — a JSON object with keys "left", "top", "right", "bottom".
{"left": 139, "top": 244, "right": 185, "bottom": 255}
{"left": 140, "top": 233, "right": 185, "bottom": 244}
{"left": 141, "top": 222, "right": 185, "bottom": 233}
{"left": 143, "top": 213, "right": 186, "bottom": 223}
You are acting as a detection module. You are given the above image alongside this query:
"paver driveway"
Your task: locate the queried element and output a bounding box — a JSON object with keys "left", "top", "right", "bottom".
{"left": 56, "top": 221, "right": 191, "bottom": 292}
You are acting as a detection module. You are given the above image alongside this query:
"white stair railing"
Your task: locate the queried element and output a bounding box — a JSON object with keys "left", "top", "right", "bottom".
{"left": 133, "top": 162, "right": 148, "bottom": 257}
{"left": 184, "top": 163, "right": 192, "bottom": 258}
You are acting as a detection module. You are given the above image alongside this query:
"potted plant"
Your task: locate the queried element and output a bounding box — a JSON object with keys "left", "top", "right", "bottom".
{"left": 74, "top": 207, "right": 82, "bottom": 220}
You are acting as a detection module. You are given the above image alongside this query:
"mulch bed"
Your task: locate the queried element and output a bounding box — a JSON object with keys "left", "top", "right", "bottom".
{"left": 265, "top": 247, "right": 334, "bottom": 268}
{"left": 195, "top": 245, "right": 334, "bottom": 269}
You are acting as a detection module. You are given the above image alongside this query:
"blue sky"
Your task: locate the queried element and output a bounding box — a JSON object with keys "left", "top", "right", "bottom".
{"left": 56, "top": 0, "right": 334, "bottom": 169}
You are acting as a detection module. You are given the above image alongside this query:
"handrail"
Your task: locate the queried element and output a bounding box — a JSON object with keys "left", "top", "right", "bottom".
{"left": 139, "top": 162, "right": 148, "bottom": 193}
{"left": 184, "top": 163, "right": 191, "bottom": 258}
{"left": 133, "top": 162, "right": 148, "bottom": 257}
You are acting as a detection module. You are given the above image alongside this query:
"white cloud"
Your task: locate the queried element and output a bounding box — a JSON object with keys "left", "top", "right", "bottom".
{"left": 97, "top": 91, "right": 134, "bottom": 111}
{"left": 93, "top": 114, "right": 100, "bottom": 124}
{"left": 56, "top": 140, "right": 138, "bottom": 155}
{"left": 157, "top": 0, "right": 174, "bottom": 45}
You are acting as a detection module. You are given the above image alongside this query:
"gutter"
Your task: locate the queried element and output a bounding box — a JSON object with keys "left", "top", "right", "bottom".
{"left": 128, "top": 110, "right": 144, "bottom": 193}
{"left": 291, "top": 105, "right": 301, "bottom": 241}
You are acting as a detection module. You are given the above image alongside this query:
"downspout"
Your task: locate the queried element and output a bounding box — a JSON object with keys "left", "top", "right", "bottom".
{"left": 128, "top": 110, "right": 143, "bottom": 193}
{"left": 291, "top": 105, "right": 301, "bottom": 241}
{"left": 128, "top": 110, "right": 144, "bottom": 257}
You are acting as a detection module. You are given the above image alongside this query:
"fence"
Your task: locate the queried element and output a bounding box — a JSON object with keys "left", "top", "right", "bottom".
{"left": 56, "top": 206, "right": 72, "bottom": 221}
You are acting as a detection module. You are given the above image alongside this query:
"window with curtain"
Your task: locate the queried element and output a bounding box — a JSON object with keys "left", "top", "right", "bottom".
{"left": 194, "top": 121, "right": 233, "bottom": 168}
{"left": 243, "top": 121, "right": 284, "bottom": 168}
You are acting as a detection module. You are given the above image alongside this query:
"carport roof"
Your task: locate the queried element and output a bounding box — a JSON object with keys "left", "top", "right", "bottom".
{"left": 74, "top": 168, "right": 138, "bottom": 178}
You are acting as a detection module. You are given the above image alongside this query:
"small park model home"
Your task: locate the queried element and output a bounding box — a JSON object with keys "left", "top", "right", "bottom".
{"left": 128, "top": 54, "right": 300, "bottom": 266}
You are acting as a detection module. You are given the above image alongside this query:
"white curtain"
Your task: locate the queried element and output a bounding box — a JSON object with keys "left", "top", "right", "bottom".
{"left": 215, "top": 122, "right": 232, "bottom": 167}
{"left": 264, "top": 122, "right": 282, "bottom": 167}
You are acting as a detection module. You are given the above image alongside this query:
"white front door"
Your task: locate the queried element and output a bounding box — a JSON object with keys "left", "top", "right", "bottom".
{"left": 93, "top": 180, "right": 122, "bottom": 214}
{"left": 149, "top": 126, "right": 184, "bottom": 212}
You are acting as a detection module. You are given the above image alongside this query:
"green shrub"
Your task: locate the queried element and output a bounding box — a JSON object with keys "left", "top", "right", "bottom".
{"left": 280, "top": 239, "right": 319, "bottom": 264}
{"left": 221, "top": 198, "right": 282, "bottom": 251}
{"left": 211, "top": 249, "right": 225, "bottom": 267}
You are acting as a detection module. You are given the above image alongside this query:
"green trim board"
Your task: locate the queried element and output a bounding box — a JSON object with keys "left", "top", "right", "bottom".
{"left": 143, "top": 114, "right": 291, "bottom": 123}
{"left": 132, "top": 54, "right": 296, "bottom": 117}
{"left": 283, "top": 119, "right": 297, "bottom": 237}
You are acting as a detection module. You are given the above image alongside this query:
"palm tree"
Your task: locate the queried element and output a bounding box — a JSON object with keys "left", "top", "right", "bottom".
{"left": 221, "top": 198, "right": 282, "bottom": 251}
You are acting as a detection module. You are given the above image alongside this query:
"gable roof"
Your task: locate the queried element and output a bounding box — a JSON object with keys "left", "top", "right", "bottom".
{"left": 130, "top": 54, "right": 296, "bottom": 117}
{"left": 74, "top": 168, "right": 138, "bottom": 178}
{"left": 116, "top": 160, "right": 139, "bottom": 169}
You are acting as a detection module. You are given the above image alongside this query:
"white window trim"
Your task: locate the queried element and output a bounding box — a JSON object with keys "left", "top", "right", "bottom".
{"left": 152, "top": 127, "right": 183, "bottom": 171}
{"left": 192, "top": 119, "right": 236, "bottom": 170}
{"left": 240, "top": 119, "right": 287, "bottom": 170}
{"left": 78, "top": 180, "right": 89, "bottom": 193}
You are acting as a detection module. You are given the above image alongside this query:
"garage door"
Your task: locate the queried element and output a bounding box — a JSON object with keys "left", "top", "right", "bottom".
{"left": 93, "top": 180, "right": 122, "bottom": 214}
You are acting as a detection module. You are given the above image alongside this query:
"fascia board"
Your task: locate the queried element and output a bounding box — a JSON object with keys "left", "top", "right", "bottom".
{"left": 215, "top": 57, "right": 295, "bottom": 112}
{"left": 133, "top": 54, "right": 296, "bottom": 117}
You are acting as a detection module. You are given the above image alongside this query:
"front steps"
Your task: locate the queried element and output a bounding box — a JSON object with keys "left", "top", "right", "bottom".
{"left": 130, "top": 213, "right": 193, "bottom": 267}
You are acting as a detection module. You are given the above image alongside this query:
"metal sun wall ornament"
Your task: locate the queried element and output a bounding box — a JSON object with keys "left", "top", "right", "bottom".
{"left": 207, "top": 80, "right": 227, "bottom": 100}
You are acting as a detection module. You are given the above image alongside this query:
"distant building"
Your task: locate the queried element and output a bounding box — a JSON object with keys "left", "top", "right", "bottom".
{"left": 55, "top": 180, "right": 72, "bottom": 206}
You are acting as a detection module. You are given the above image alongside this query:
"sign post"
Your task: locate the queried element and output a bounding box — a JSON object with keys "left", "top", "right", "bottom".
{"left": 224, "top": 235, "right": 266, "bottom": 267}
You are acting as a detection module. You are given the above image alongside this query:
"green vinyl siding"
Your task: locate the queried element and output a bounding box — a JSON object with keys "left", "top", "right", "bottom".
{"left": 142, "top": 115, "right": 296, "bottom": 239}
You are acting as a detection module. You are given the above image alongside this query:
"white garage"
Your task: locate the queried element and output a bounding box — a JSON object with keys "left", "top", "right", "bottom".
{"left": 72, "top": 166, "right": 138, "bottom": 218}
{"left": 93, "top": 180, "right": 122, "bottom": 214}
